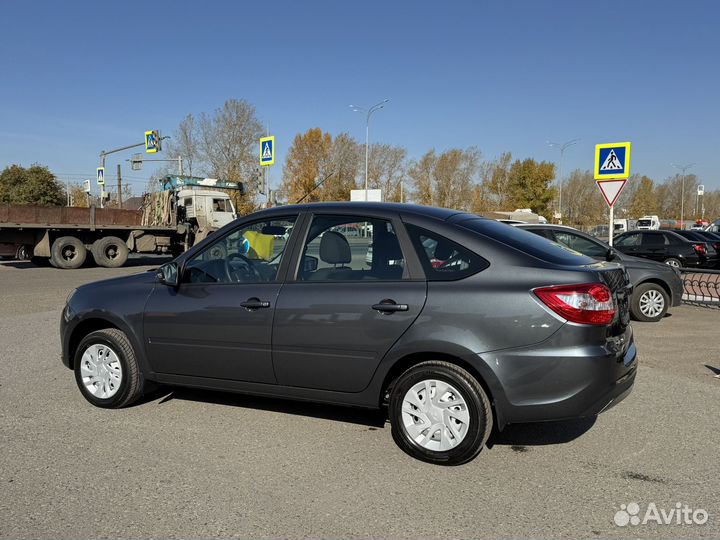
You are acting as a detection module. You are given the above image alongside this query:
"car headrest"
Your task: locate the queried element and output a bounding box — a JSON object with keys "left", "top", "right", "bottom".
{"left": 319, "top": 231, "right": 351, "bottom": 264}
{"left": 434, "top": 241, "right": 455, "bottom": 261}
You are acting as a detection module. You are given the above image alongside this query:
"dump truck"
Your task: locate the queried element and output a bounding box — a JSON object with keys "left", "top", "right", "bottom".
{"left": 0, "top": 175, "right": 244, "bottom": 269}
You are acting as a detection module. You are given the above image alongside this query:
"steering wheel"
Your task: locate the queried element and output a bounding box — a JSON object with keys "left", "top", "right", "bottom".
{"left": 225, "top": 253, "right": 263, "bottom": 282}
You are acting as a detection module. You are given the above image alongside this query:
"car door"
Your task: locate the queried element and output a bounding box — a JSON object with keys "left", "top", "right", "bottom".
{"left": 271, "top": 212, "right": 427, "bottom": 393}
{"left": 640, "top": 232, "right": 668, "bottom": 262}
{"left": 143, "top": 215, "right": 298, "bottom": 383}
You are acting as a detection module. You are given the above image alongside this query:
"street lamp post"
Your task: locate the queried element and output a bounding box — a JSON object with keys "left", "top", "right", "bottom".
{"left": 672, "top": 163, "right": 694, "bottom": 229}
{"left": 350, "top": 99, "right": 389, "bottom": 201}
{"left": 547, "top": 138, "right": 580, "bottom": 223}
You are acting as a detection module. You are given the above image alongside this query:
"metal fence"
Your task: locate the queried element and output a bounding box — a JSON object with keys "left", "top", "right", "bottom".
{"left": 681, "top": 269, "right": 720, "bottom": 308}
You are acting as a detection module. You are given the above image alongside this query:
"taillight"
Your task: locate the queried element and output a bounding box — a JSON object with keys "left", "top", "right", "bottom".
{"left": 694, "top": 243, "right": 707, "bottom": 255}
{"left": 714, "top": 242, "right": 720, "bottom": 251}
{"left": 534, "top": 283, "right": 616, "bottom": 326}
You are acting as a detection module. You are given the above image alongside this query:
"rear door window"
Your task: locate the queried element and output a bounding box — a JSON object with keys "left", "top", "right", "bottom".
{"left": 553, "top": 231, "right": 608, "bottom": 258}
{"left": 642, "top": 233, "right": 667, "bottom": 246}
{"left": 615, "top": 233, "right": 641, "bottom": 247}
{"left": 456, "top": 218, "right": 594, "bottom": 266}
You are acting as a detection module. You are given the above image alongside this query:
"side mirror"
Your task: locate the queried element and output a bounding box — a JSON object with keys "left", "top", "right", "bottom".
{"left": 606, "top": 248, "right": 616, "bottom": 262}
{"left": 157, "top": 262, "right": 180, "bottom": 287}
{"left": 303, "top": 255, "right": 318, "bottom": 273}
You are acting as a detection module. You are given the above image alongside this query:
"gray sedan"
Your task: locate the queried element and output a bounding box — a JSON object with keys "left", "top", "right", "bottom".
{"left": 61, "top": 203, "right": 636, "bottom": 465}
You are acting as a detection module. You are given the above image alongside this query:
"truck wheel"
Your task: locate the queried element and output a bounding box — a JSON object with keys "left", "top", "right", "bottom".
{"left": 92, "top": 236, "right": 129, "bottom": 268}
{"left": 51, "top": 236, "right": 87, "bottom": 269}
{"left": 16, "top": 244, "right": 31, "bottom": 260}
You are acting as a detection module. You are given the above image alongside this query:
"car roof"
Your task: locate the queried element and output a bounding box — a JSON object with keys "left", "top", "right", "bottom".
{"left": 513, "top": 223, "right": 579, "bottom": 231}
{"left": 249, "top": 202, "right": 468, "bottom": 221}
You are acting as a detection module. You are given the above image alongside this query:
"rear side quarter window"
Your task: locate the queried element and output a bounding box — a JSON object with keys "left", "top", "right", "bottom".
{"left": 405, "top": 224, "right": 488, "bottom": 281}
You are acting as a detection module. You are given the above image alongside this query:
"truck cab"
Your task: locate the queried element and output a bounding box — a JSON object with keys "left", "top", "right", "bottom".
{"left": 177, "top": 189, "right": 237, "bottom": 230}
{"left": 636, "top": 215, "right": 660, "bottom": 230}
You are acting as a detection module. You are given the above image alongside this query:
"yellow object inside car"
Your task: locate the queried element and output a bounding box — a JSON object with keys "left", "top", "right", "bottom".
{"left": 243, "top": 230, "right": 275, "bottom": 261}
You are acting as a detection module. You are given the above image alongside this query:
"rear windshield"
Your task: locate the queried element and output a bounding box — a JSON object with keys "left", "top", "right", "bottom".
{"left": 637, "top": 219, "right": 653, "bottom": 226}
{"left": 456, "top": 218, "right": 595, "bottom": 266}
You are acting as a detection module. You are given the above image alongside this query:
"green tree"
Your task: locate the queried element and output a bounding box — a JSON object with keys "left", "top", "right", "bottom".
{"left": 0, "top": 164, "right": 65, "bottom": 205}
{"left": 506, "top": 158, "right": 556, "bottom": 215}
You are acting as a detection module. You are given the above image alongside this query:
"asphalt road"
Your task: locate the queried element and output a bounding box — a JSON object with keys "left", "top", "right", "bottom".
{"left": 0, "top": 257, "right": 718, "bottom": 539}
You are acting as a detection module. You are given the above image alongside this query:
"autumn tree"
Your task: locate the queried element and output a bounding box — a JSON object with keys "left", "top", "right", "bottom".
{"left": 479, "top": 152, "right": 513, "bottom": 210}
{"left": 0, "top": 164, "right": 65, "bottom": 205}
{"left": 366, "top": 143, "right": 408, "bottom": 202}
{"left": 560, "top": 169, "right": 606, "bottom": 227}
{"left": 629, "top": 175, "right": 658, "bottom": 217}
{"left": 281, "top": 128, "right": 333, "bottom": 203}
{"left": 407, "top": 147, "right": 480, "bottom": 210}
{"left": 656, "top": 173, "right": 698, "bottom": 220}
{"left": 163, "top": 99, "right": 263, "bottom": 214}
{"left": 319, "top": 132, "right": 360, "bottom": 202}
{"left": 408, "top": 150, "right": 436, "bottom": 205}
{"left": 505, "top": 158, "right": 556, "bottom": 215}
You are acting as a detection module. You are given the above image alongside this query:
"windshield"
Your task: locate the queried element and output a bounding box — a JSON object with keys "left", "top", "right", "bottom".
{"left": 638, "top": 219, "right": 653, "bottom": 226}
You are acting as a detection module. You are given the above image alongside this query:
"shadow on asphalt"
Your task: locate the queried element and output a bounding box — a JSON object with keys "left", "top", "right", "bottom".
{"left": 141, "top": 385, "right": 599, "bottom": 443}
{"left": 0, "top": 255, "right": 173, "bottom": 269}
{"left": 489, "top": 417, "right": 596, "bottom": 448}
{"left": 145, "top": 386, "right": 388, "bottom": 428}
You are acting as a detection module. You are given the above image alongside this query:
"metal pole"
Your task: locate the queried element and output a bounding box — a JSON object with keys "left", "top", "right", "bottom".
{"left": 364, "top": 118, "right": 369, "bottom": 201}
{"left": 178, "top": 156, "right": 183, "bottom": 175}
{"left": 672, "top": 163, "right": 694, "bottom": 230}
{"left": 117, "top": 164, "right": 123, "bottom": 209}
{"left": 558, "top": 149, "right": 564, "bottom": 221}
{"left": 609, "top": 204, "right": 614, "bottom": 246}
{"left": 66, "top": 179, "right": 70, "bottom": 206}
{"left": 100, "top": 155, "right": 105, "bottom": 209}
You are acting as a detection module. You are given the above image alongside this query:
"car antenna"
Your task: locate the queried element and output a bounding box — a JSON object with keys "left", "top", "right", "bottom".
{"left": 294, "top": 171, "right": 337, "bottom": 204}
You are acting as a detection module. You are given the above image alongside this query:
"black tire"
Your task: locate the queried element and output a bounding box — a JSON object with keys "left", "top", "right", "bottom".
{"left": 664, "top": 257, "right": 682, "bottom": 268}
{"left": 73, "top": 328, "right": 144, "bottom": 408}
{"left": 51, "top": 236, "right": 87, "bottom": 269}
{"left": 91, "top": 236, "right": 129, "bottom": 268}
{"left": 389, "top": 361, "right": 493, "bottom": 465}
{"left": 16, "top": 244, "right": 31, "bottom": 260}
{"left": 630, "top": 282, "right": 669, "bottom": 323}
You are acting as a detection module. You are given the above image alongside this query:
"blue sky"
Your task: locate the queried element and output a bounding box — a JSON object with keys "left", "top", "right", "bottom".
{"left": 1, "top": 0, "right": 718, "bottom": 196}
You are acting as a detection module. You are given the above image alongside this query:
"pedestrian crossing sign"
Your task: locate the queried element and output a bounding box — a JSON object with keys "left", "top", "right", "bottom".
{"left": 260, "top": 136, "right": 275, "bottom": 166}
{"left": 594, "top": 142, "right": 632, "bottom": 180}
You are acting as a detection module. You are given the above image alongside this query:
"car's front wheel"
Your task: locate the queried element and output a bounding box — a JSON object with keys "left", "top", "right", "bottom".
{"left": 631, "top": 283, "right": 669, "bottom": 322}
{"left": 73, "top": 329, "right": 144, "bottom": 408}
{"left": 389, "top": 361, "right": 493, "bottom": 465}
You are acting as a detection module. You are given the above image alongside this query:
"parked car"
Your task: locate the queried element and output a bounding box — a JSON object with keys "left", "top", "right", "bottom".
{"left": 61, "top": 203, "right": 636, "bottom": 465}
{"left": 516, "top": 224, "right": 683, "bottom": 322}
{"left": 672, "top": 230, "right": 720, "bottom": 268}
{"left": 613, "top": 230, "right": 716, "bottom": 269}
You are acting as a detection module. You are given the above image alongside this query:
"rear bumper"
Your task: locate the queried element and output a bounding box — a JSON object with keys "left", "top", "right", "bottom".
{"left": 470, "top": 325, "right": 637, "bottom": 428}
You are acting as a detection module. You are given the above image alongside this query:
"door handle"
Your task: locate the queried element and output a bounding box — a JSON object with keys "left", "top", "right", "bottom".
{"left": 372, "top": 300, "right": 409, "bottom": 313}
{"left": 240, "top": 297, "right": 271, "bottom": 310}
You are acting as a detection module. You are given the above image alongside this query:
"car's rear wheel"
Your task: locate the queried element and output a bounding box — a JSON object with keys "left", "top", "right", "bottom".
{"left": 664, "top": 257, "right": 682, "bottom": 268}
{"left": 631, "top": 283, "right": 669, "bottom": 322}
{"left": 73, "top": 329, "right": 144, "bottom": 408}
{"left": 389, "top": 361, "right": 493, "bottom": 465}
